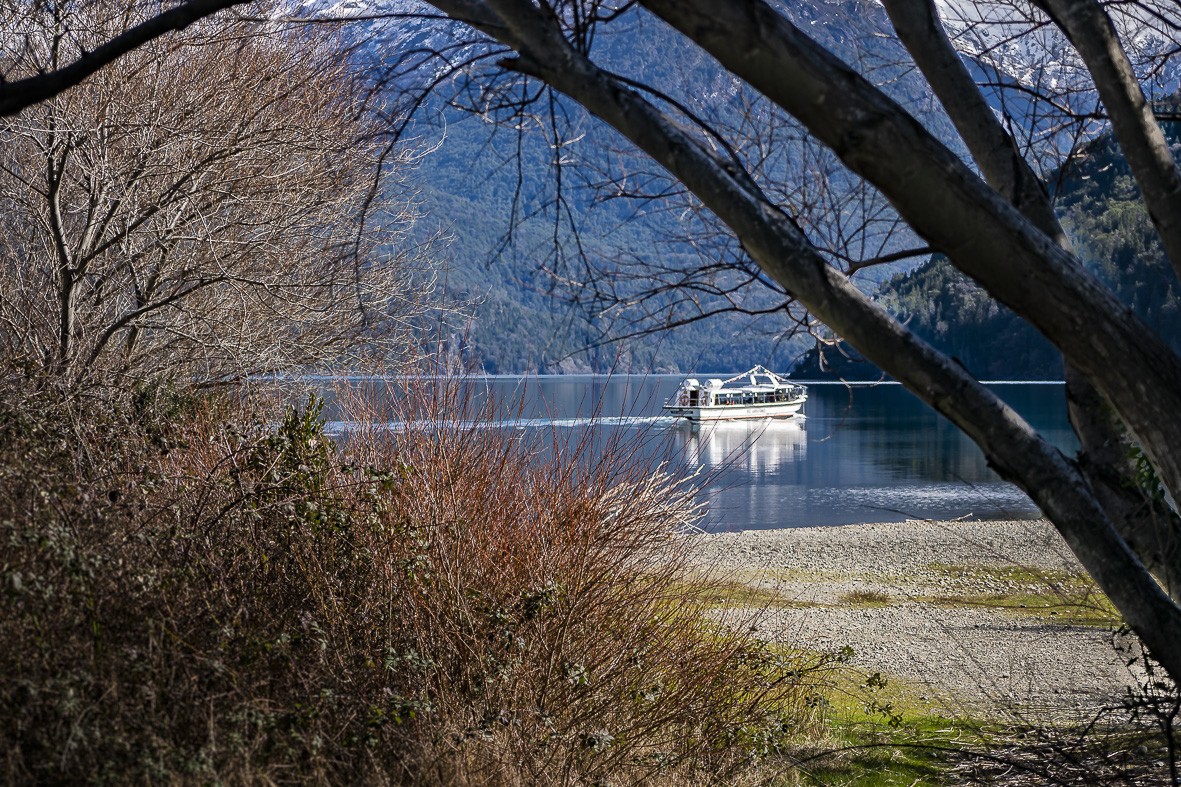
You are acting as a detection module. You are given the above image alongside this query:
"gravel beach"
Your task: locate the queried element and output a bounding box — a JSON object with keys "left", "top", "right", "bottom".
{"left": 684, "top": 519, "right": 1141, "bottom": 718}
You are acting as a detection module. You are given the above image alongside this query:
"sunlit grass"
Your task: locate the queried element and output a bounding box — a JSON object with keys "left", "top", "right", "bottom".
{"left": 705, "top": 563, "right": 1120, "bottom": 626}
{"left": 680, "top": 576, "right": 811, "bottom": 609}
{"left": 787, "top": 656, "right": 978, "bottom": 786}
{"left": 685, "top": 573, "right": 900, "bottom": 611}
{"left": 923, "top": 563, "right": 1121, "bottom": 627}
{"left": 838, "top": 589, "right": 893, "bottom": 607}
{"left": 690, "top": 562, "right": 1125, "bottom": 783}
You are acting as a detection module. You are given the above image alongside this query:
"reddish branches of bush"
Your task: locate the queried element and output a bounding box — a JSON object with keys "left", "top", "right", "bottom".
{"left": 0, "top": 379, "right": 829, "bottom": 784}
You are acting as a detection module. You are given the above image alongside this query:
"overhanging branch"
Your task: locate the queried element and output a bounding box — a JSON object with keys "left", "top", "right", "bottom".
{"left": 0, "top": 0, "right": 251, "bottom": 116}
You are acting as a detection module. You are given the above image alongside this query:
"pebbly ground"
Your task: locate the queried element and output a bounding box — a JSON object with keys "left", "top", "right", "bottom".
{"left": 683, "top": 519, "right": 1145, "bottom": 719}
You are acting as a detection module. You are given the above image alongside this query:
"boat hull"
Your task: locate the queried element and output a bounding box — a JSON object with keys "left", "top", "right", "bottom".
{"left": 663, "top": 398, "right": 805, "bottom": 422}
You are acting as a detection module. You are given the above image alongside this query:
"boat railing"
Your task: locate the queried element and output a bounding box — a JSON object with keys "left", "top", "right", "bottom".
{"left": 664, "top": 372, "right": 806, "bottom": 411}
{"left": 710, "top": 387, "right": 805, "bottom": 407}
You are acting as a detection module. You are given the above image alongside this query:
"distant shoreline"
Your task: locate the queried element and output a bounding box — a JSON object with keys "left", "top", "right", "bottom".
{"left": 267, "top": 373, "right": 1067, "bottom": 384}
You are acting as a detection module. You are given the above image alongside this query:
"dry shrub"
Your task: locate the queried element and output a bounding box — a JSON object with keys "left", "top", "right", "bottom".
{"left": 0, "top": 376, "right": 828, "bottom": 784}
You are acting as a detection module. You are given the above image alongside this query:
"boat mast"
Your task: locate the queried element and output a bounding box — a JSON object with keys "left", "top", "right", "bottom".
{"left": 720, "top": 365, "right": 786, "bottom": 386}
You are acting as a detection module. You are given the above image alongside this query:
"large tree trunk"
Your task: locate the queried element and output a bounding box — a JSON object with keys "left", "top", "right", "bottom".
{"left": 882, "top": 0, "right": 1181, "bottom": 595}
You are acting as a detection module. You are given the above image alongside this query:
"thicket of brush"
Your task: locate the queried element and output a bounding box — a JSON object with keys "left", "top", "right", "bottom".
{"left": 0, "top": 378, "right": 832, "bottom": 784}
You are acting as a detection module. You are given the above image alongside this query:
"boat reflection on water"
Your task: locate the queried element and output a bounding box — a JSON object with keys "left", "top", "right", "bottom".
{"left": 674, "top": 417, "right": 807, "bottom": 475}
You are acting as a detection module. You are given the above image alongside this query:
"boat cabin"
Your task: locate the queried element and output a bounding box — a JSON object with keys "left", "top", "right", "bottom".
{"left": 663, "top": 366, "right": 807, "bottom": 421}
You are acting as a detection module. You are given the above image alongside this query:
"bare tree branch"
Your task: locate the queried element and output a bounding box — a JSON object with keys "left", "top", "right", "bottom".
{"left": 0, "top": 1, "right": 433, "bottom": 385}
{"left": 424, "top": 0, "right": 1181, "bottom": 680}
{"left": 885, "top": 0, "right": 1181, "bottom": 598}
{"left": 0, "top": 0, "right": 252, "bottom": 117}
{"left": 1035, "top": 0, "right": 1181, "bottom": 281}
{"left": 638, "top": 0, "right": 1181, "bottom": 513}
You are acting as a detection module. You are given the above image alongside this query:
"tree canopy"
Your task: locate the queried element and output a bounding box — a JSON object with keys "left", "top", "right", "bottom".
{"left": 0, "top": 0, "right": 430, "bottom": 386}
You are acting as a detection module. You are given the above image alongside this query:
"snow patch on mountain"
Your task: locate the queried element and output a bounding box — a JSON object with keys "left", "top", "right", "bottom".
{"left": 932, "top": 0, "right": 1181, "bottom": 100}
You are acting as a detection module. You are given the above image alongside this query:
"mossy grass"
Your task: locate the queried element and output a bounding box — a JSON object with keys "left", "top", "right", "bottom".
{"left": 925, "top": 562, "right": 1090, "bottom": 586}
{"left": 696, "top": 562, "right": 1119, "bottom": 626}
{"left": 923, "top": 563, "right": 1121, "bottom": 627}
{"left": 678, "top": 576, "right": 813, "bottom": 609}
{"left": 676, "top": 582, "right": 972, "bottom": 783}
{"left": 685, "top": 573, "right": 898, "bottom": 610}
{"left": 794, "top": 660, "right": 981, "bottom": 785}
{"left": 690, "top": 565, "right": 1150, "bottom": 783}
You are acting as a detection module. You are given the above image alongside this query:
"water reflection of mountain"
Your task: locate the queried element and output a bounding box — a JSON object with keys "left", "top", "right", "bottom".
{"left": 675, "top": 419, "right": 807, "bottom": 475}
{"left": 800, "top": 383, "right": 1076, "bottom": 486}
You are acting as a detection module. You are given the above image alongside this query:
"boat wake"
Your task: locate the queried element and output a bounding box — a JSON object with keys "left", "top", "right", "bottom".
{"left": 324, "top": 414, "right": 681, "bottom": 435}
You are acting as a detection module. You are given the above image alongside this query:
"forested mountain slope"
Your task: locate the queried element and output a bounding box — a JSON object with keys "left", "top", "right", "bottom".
{"left": 412, "top": 123, "right": 813, "bottom": 373}
{"left": 363, "top": 0, "right": 1180, "bottom": 376}
{"left": 795, "top": 124, "right": 1181, "bottom": 381}
{"left": 390, "top": 0, "right": 953, "bottom": 374}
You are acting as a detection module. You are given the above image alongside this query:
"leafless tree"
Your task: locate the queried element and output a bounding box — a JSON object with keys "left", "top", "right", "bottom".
{"left": 0, "top": 0, "right": 251, "bottom": 116}
{"left": 0, "top": 0, "right": 432, "bottom": 386}
{"left": 385, "top": 0, "right": 1181, "bottom": 681}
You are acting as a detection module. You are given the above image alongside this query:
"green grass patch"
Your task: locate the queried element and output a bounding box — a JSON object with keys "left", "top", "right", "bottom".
{"left": 708, "top": 566, "right": 861, "bottom": 586}
{"left": 925, "top": 591, "right": 1119, "bottom": 627}
{"left": 802, "top": 726, "right": 959, "bottom": 786}
{"left": 688, "top": 578, "right": 899, "bottom": 611}
{"left": 923, "top": 563, "right": 1120, "bottom": 627}
{"left": 681, "top": 577, "right": 813, "bottom": 609}
{"left": 839, "top": 589, "right": 893, "bottom": 607}
{"left": 926, "top": 562, "right": 1086, "bottom": 586}
{"left": 800, "top": 664, "right": 980, "bottom": 786}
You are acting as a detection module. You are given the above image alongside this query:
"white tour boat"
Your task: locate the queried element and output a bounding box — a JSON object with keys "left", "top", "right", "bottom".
{"left": 663, "top": 366, "right": 807, "bottom": 422}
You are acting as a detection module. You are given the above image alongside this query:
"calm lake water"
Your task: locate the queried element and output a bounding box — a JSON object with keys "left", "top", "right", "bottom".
{"left": 323, "top": 376, "right": 1075, "bottom": 532}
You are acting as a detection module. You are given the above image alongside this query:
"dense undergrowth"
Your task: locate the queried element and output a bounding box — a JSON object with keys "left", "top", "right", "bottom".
{"left": 0, "top": 377, "right": 839, "bottom": 784}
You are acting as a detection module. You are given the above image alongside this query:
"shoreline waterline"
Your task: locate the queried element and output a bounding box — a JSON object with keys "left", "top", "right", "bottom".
{"left": 263, "top": 373, "right": 1067, "bottom": 384}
